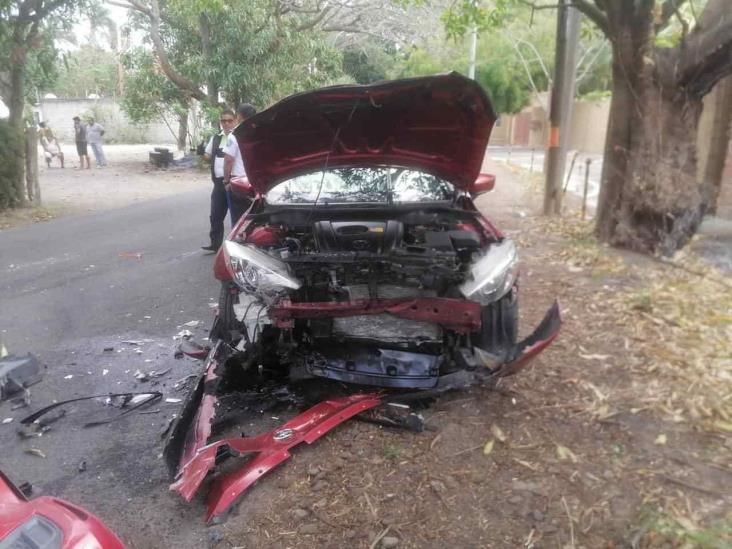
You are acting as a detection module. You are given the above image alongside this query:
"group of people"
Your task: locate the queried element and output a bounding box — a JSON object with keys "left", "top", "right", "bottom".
{"left": 38, "top": 116, "right": 107, "bottom": 169}
{"left": 73, "top": 116, "right": 107, "bottom": 169}
{"left": 39, "top": 103, "right": 252, "bottom": 254}
{"left": 201, "top": 103, "right": 257, "bottom": 252}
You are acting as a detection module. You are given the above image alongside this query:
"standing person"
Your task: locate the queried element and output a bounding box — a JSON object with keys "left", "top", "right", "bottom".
{"left": 73, "top": 116, "right": 90, "bottom": 169}
{"left": 223, "top": 103, "right": 257, "bottom": 224}
{"left": 201, "top": 108, "right": 236, "bottom": 252}
{"left": 86, "top": 117, "right": 107, "bottom": 167}
{"left": 38, "top": 121, "right": 64, "bottom": 168}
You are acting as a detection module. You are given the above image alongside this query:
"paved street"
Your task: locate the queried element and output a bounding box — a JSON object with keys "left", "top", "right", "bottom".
{"left": 0, "top": 188, "right": 223, "bottom": 548}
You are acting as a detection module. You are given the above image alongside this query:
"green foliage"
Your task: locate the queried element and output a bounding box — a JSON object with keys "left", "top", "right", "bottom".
{"left": 125, "top": 0, "right": 347, "bottom": 117}
{"left": 392, "top": 19, "right": 551, "bottom": 114}
{"left": 475, "top": 62, "right": 529, "bottom": 114}
{"left": 342, "top": 41, "right": 397, "bottom": 85}
{"left": 121, "top": 48, "right": 189, "bottom": 124}
{"left": 0, "top": 120, "right": 24, "bottom": 210}
{"left": 50, "top": 46, "right": 118, "bottom": 98}
{"left": 642, "top": 509, "right": 732, "bottom": 549}
{"left": 0, "top": 0, "right": 95, "bottom": 103}
{"left": 442, "top": 0, "right": 515, "bottom": 40}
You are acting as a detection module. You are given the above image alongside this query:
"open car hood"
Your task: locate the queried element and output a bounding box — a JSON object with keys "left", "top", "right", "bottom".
{"left": 233, "top": 73, "right": 497, "bottom": 194}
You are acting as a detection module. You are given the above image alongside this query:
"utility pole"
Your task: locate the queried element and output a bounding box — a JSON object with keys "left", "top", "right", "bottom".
{"left": 468, "top": 0, "right": 478, "bottom": 79}
{"left": 543, "top": 0, "right": 580, "bottom": 215}
{"left": 468, "top": 25, "right": 478, "bottom": 79}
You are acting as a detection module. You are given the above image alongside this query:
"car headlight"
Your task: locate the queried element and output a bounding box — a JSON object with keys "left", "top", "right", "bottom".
{"left": 459, "top": 239, "right": 519, "bottom": 304}
{"left": 223, "top": 240, "right": 301, "bottom": 299}
{"left": 0, "top": 516, "right": 63, "bottom": 549}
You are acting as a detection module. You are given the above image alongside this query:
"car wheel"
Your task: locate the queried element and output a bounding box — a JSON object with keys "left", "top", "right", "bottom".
{"left": 473, "top": 288, "right": 518, "bottom": 359}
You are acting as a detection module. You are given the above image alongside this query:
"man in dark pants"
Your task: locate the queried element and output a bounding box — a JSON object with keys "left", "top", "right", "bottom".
{"left": 201, "top": 108, "right": 236, "bottom": 252}
{"left": 73, "top": 116, "right": 90, "bottom": 169}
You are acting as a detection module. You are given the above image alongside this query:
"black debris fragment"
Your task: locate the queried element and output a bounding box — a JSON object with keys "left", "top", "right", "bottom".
{"left": 18, "top": 482, "right": 33, "bottom": 497}
{"left": 20, "top": 391, "right": 163, "bottom": 427}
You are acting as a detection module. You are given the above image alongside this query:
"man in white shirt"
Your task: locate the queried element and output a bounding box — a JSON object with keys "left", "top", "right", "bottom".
{"left": 86, "top": 117, "right": 107, "bottom": 167}
{"left": 201, "top": 108, "right": 236, "bottom": 252}
{"left": 224, "top": 103, "right": 257, "bottom": 223}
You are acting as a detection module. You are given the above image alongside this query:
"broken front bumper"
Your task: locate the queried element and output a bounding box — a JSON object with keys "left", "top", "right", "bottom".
{"left": 164, "top": 301, "right": 561, "bottom": 521}
{"left": 278, "top": 298, "right": 562, "bottom": 387}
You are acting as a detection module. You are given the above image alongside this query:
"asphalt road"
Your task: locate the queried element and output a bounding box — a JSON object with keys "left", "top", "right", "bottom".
{"left": 0, "top": 187, "right": 225, "bottom": 548}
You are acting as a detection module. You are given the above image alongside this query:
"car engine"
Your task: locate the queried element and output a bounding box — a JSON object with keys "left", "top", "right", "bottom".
{"left": 239, "top": 212, "right": 490, "bottom": 345}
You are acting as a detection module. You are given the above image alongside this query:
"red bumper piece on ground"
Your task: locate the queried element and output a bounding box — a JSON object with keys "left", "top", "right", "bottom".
{"left": 0, "top": 470, "right": 125, "bottom": 548}
{"left": 171, "top": 394, "right": 382, "bottom": 523}
{"left": 270, "top": 297, "right": 482, "bottom": 333}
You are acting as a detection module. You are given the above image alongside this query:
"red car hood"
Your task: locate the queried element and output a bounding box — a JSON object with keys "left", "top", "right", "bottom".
{"left": 233, "top": 73, "right": 496, "bottom": 194}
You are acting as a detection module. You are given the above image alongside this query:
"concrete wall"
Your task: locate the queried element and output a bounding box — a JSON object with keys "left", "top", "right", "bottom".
{"left": 500, "top": 96, "right": 610, "bottom": 155}
{"left": 567, "top": 99, "right": 610, "bottom": 154}
{"left": 697, "top": 76, "right": 732, "bottom": 217}
{"left": 38, "top": 98, "right": 177, "bottom": 144}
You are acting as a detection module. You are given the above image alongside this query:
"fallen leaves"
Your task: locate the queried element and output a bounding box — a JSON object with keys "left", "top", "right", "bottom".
{"left": 556, "top": 444, "right": 579, "bottom": 463}
{"left": 490, "top": 423, "right": 507, "bottom": 443}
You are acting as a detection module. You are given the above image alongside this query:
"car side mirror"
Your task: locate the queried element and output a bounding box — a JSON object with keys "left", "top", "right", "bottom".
{"left": 469, "top": 173, "right": 495, "bottom": 196}
{"left": 230, "top": 176, "right": 255, "bottom": 198}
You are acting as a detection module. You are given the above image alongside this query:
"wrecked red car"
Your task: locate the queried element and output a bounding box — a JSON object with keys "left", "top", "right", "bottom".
{"left": 0, "top": 470, "right": 124, "bottom": 548}
{"left": 164, "top": 74, "right": 561, "bottom": 521}
{"left": 212, "top": 72, "right": 560, "bottom": 388}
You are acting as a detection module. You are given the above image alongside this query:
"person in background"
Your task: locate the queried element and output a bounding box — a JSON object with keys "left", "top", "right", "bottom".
{"left": 223, "top": 103, "right": 257, "bottom": 224}
{"left": 73, "top": 116, "right": 90, "bottom": 169}
{"left": 86, "top": 117, "right": 107, "bottom": 167}
{"left": 201, "top": 108, "right": 236, "bottom": 252}
{"left": 38, "top": 121, "right": 64, "bottom": 168}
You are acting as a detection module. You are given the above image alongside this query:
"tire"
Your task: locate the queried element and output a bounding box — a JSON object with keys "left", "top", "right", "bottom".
{"left": 472, "top": 288, "right": 519, "bottom": 359}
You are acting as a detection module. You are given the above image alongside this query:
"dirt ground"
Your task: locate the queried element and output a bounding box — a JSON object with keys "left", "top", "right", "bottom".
{"left": 3, "top": 150, "right": 730, "bottom": 548}
{"left": 0, "top": 145, "right": 207, "bottom": 229}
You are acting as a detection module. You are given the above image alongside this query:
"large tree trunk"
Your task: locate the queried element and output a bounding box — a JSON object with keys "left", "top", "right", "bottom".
{"left": 595, "top": 16, "right": 709, "bottom": 256}
{"left": 8, "top": 61, "right": 27, "bottom": 207}
{"left": 25, "top": 126, "right": 39, "bottom": 204}
{"left": 177, "top": 110, "right": 188, "bottom": 152}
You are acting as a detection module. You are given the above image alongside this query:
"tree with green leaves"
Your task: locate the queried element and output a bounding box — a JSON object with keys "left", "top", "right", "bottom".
{"left": 111, "top": 0, "right": 349, "bottom": 110}
{"left": 445, "top": 0, "right": 732, "bottom": 255}
{"left": 51, "top": 45, "right": 118, "bottom": 98}
{"left": 1, "top": 0, "right": 93, "bottom": 208}
{"left": 121, "top": 48, "right": 192, "bottom": 149}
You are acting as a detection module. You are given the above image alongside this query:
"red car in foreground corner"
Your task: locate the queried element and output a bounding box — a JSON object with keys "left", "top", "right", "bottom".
{"left": 0, "top": 470, "right": 124, "bottom": 549}
{"left": 212, "top": 72, "right": 561, "bottom": 389}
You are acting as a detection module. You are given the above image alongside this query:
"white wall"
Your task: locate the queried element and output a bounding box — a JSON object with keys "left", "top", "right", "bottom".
{"left": 38, "top": 98, "right": 177, "bottom": 144}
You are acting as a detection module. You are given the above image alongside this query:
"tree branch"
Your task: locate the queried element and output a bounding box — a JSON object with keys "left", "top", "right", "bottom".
{"left": 655, "top": 0, "right": 688, "bottom": 32}
{"left": 108, "top": 0, "right": 152, "bottom": 17}
{"left": 111, "top": 0, "right": 207, "bottom": 102}
{"left": 29, "top": 0, "right": 72, "bottom": 22}
{"left": 571, "top": 0, "right": 611, "bottom": 36}
{"left": 518, "top": 0, "right": 611, "bottom": 37}
{"left": 295, "top": 6, "right": 331, "bottom": 31}
{"left": 676, "top": 0, "right": 732, "bottom": 96}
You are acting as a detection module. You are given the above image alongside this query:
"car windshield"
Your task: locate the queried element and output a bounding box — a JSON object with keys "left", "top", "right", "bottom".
{"left": 265, "top": 168, "right": 454, "bottom": 204}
